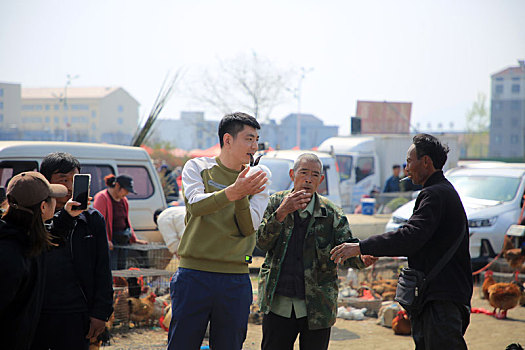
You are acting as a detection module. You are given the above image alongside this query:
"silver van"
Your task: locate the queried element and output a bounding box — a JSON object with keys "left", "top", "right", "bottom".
{"left": 0, "top": 141, "right": 167, "bottom": 243}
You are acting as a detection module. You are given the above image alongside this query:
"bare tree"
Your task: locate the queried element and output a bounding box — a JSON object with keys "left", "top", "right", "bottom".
{"left": 189, "top": 52, "right": 296, "bottom": 121}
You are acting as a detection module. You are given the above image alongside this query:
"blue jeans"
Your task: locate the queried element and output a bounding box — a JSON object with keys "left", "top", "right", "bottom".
{"left": 167, "top": 268, "right": 252, "bottom": 350}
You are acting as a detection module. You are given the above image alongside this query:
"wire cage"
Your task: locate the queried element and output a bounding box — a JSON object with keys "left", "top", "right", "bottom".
{"left": 110, "top": 268, "right": 174, "bottom": 330}
{"left": 113, "top": 242, "right": 174, "bottom": 270}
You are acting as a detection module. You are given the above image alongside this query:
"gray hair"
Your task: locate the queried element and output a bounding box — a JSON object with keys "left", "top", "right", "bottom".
{"left": 293, "top": 153, "right": 323, "bottom": 173}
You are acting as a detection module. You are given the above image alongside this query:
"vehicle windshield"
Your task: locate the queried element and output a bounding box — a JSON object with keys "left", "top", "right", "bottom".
{"left": 258, "top": 158, "right": 293, "bottom": 194}
{"left": 448, "top": 175, "right": 521, "bottom": 202}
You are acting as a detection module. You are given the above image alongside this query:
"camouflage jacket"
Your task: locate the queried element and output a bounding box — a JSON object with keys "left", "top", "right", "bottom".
{"left": 256, "top": 190, "right": 365, "bottom": 330}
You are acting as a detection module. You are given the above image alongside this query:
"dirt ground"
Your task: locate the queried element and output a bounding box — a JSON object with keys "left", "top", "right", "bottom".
{"left": 102, "top": 284, "right": 525, "bottom": 350}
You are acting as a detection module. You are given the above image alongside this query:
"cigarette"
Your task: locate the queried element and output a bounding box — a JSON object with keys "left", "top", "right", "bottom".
{"left": 400, "top": 176, "right": 411, "bottom": 182}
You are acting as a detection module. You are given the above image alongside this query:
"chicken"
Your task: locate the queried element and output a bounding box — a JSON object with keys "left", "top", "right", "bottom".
{"left": 482, "top": 270, "right": 496, "bottom": 300}
{"left": 488, "top": 281, "right": 522, "bottom": 319}
{"left": 502, "top": 235, "right": 525, "bottom": 271}
{"left": 392, "top": 310, "right": 411, "bottom": 335}
{"left": 128, "top": 292, "right": 157, "bottom": 326}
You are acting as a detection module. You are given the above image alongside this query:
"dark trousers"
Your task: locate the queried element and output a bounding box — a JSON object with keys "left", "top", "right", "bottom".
{"left": 110, "top": 246, "right": 128, "bottom": 270}
{"left": 411, "top": 300, "right": 470, "bottom": 350}
{"left": 30, "top": 312, "right": 90, "bottom": 350}
{"left": 167, "top": 268, "right": 252, "bottom": 350}
{"left": 261, "top": 310, "right": 331, "bottom": 350}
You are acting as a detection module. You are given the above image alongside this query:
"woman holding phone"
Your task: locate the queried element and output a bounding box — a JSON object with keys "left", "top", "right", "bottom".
{"left": 93, "top": 174, "right": 147, "bottom": 270}
{"left": 0, "top": 172, "right": 67, "bottom": 349}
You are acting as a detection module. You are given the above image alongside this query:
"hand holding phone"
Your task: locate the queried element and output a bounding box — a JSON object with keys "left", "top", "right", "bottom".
{"left": 72, "top": 174, "right": 91, "bottom": 210}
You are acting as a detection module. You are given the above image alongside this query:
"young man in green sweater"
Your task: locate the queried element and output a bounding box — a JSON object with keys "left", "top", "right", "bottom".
{"left": 168, "top": 112, "right": 271, "bottom": 349}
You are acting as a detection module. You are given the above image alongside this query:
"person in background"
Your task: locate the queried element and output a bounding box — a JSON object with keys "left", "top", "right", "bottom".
{"left": 330, "top": 134, "right": 472, "bottom": 350}
{"left": 256, "top": 153, "right": 377, "bottom": 350}
{"left": 168, "top": 112, "right": 270, "bottom": 349}
{"left": 154, "top": 206, "right": 186, "bottom": 258}
{"left": 0, "top": 172, "right": 67, "bottom": 349}
{"left": 93, "top": 174, "right": 147, "bottom": 270}
{"left": 400, "top": 162, "right": 422, "bottom": 191}
{"left": 31, "top": 152, "right": 113, "bottom": 350}
{"left": 159, "top": 164, "right": 180, "bottom": 202}
{"left": 383, "top": 164, "right": 401, "bottom": 192}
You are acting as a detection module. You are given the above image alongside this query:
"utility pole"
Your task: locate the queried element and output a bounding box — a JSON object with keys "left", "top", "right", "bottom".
{"left": 293, "top": 67, "right": 313, "bottom": 148}
{"left": 63, "top": 74, "right": 79, "bottom": 141}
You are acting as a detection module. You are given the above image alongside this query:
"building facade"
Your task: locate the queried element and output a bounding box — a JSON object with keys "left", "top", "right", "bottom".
{"left": 489, "top": 60, "right": 525, "bottom": 158}
{"left": 356, "top": 101, "right": 412, "bottom": 134}
{"left": 152, "top": 112, "right": 219, "bottom": 150}
{"left": 0, "top": 82, "right": 22, "bottom": 140}
{"left": 0, "top": 84, "right": 139, "bottom": 145}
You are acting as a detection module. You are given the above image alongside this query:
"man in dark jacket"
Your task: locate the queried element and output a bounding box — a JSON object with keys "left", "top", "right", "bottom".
{"left": 330, "top": 134, "right": 473, "bottom": 350}
{"left": 31, "top": 153, "right": 113, "bottom": 350}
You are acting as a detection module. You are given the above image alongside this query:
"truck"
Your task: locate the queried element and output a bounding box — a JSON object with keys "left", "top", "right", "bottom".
{"left": 318, "top": 134, "right": 459, "bottom": 212}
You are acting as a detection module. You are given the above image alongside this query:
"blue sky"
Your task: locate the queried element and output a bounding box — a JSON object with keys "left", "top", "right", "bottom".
{"left": 1, "top": 0, "right": 524, "bottom": 134}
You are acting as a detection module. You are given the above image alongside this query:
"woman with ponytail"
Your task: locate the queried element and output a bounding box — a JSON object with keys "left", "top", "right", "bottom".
{"left": 0, "top": 172, "right": 67, "bottom": 349}
{"left": 93, "top": 174, "right": 147, "bottom": 270}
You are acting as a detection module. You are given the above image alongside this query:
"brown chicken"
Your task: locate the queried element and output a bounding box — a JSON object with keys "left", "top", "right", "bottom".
{"left": 128, "top": 292, "right": 157, "bottom": 326}
{"left": 392, "top": 310, "right": 411, "bottom": 335}
{"left": 487, "top": 281, "right": 522, "bottom": 319}
{"left": 482, "top": 270, "right": 496, "bottom": 300}
{"left": 503, "top": 236, "right": 525, "bottom": 271}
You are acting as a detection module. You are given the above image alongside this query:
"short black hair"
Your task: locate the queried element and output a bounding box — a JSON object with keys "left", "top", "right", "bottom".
{"left": 392, "top": 164, "right": 401, "bottom": 170}
{"left": 40, "top": 152, "right": 81, "bottom": 181}
{"left": 412, "top": 133, "right": 449, "bottom": 170}
{"left": 218, "top": 112, "right": 260, "bottom": 148}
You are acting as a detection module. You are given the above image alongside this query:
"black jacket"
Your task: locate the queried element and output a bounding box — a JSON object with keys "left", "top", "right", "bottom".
{"left": 360, "top": 171, "right": 473, "bottom": 307}
{"left": 0, "top": 220, "right": 46, "bottom": 350}
{"left": 48, "top": 208, "right": 114, "bottom": 321}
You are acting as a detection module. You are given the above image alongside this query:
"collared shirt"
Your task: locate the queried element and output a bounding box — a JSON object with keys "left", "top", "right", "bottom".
{"left": 270, "top": 193, "right": 316, "bottom": 319}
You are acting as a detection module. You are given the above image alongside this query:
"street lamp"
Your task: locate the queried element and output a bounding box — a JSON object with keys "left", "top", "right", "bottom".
{"left": 63, "top": 74, "right": 79, "bottom": 141}
{"left": 292, "top": 67, "right": 313, "bottom": 148}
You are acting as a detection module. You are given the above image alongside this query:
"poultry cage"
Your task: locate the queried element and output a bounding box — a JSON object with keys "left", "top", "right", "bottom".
{"left": 113, "top": 242, "right": 174, "bottom": 270}
{"left": 110, "top": 267, "right": 174, "bottom": 329}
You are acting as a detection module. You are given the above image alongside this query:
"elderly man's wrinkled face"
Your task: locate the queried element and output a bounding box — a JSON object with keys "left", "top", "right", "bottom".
{"left": 290, "top": 159, "right": 325, "bottom": 197}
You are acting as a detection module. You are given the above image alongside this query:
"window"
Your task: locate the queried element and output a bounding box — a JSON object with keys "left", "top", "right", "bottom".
{"left": 117, "top": 118, "right": 123, "bottom": 125}
{"left": 494, "top": 135, "right": 502, "bottom": 144}
{"left": 492, "top": 118, "right": 502, "bottom": 127}
{"left": 355, "top": 156, "right": 375, "bottom": 183}
{"left": 118, "top": 105, "right": 123, "bottom": 113}
{"left": 335, "top": 155, "right": 353, "bottom": 182}
{"left": 495, "top": 85, "right": 503, "bottom": 94}
{"left": 0, "top": 160, "right": 39, "bottom": 187}
{"left": 54, "top": 104, "right": 59, "bottom": 110}
{"left": 71, "top": 104, "right": 89, "bottom": 110}
{"left": 511, "top": 118, "right": 519, "bottom": 127}
{"left": 22, "top": 104, "right": 33, "bottom": 110}
{"left": 54, "top": 116, "right": 59, "bottom": 124}
{"left": 495, "top": 77, "right": 504, "bottom": 81}
{"left": 512, "top": 84, "right": 520, "bottom": 93}
{"left": 91, "top": 124, "right": 96, "bottom": 130}
{"left": 45, "top": 116, "right": 50, "bottom": 123}
{"left": 63, "top": 116, "right": 68, "bottom": 123}
{"left": 494, "top": 102, "right": 502, "bottom": 111}
{"left": 45, "top": 104, "right": 50, "bottom": 110}
{"left": 511, "top": 135, "right": 519, "bottom": 144}
{"left": 0, "top": 114, "right": 3, "bottom": 123}
{"left": 91, "top": 111, "right": 96, "bottom": 118}
{"left": 511, "top": 101, "right": 520, "bottom": 111}
{"left": 78, "top": 164, "right": 114, "bottom": 197}
{"left": 512, "top": 77, "right": 520, "bottom": 81}
{"left": 117, "top": 166, "right": 154, "bottom": 199}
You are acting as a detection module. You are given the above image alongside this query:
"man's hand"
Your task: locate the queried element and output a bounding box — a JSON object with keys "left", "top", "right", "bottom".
{"left": 64, "top": 199, "right": 84, "bottom": 217}
{"left": 135, "top": 239, "right": 148, "bottom": 245}
{"left": 86, "top": 317, "right": 106, "bottom": 339}
{"left": 225, "top": 167, "right": 268, "bottom": 201}
{"left": 360, "top": 255, "right": 379, "bottom": 267}
{"left": 275, "top": 190, "right": 312, "bottom": 222}
{"left": 330, "top": 242, "right": 361, "bottom": 264}
{"left": 108, "top": 241, "right": 114, "bottom": 251}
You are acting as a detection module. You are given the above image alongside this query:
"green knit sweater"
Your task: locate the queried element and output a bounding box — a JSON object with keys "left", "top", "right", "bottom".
{"left": 178, "top": 156, "right": 270, "bottom": 273}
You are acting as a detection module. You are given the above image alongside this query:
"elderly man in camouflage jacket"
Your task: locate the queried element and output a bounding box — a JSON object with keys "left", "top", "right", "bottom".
{"left": 256, "top": 153, "right": 377, "bottom": 350}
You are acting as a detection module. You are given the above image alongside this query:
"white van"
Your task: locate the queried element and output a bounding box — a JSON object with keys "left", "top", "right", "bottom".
{"left": 0, "top": 141, "right": 167, "bottom": 243}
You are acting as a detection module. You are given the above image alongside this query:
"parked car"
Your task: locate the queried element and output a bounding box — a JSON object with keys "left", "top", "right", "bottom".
{"left": 385, "top": 163, "right": 525, "bottom": 270}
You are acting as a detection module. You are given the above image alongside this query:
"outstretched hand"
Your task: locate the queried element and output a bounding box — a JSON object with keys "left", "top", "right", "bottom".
{"left": 225, "top": 167, "right": 268, "bottom": 201}
{"left": 330, "top": 242, "right": 361, "bottom": 264}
